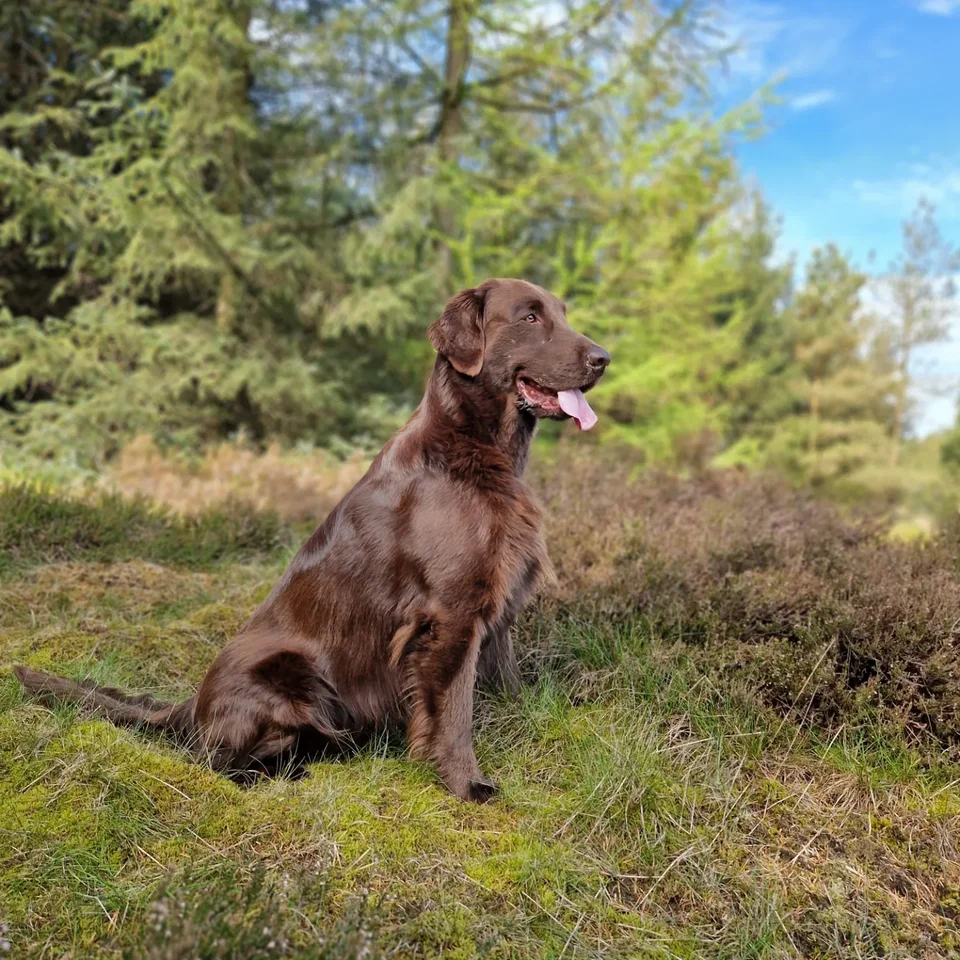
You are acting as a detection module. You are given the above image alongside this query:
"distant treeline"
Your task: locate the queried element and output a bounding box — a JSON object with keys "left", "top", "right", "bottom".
{"left": 1, "top": 0, "right": 957, "bottom": 499}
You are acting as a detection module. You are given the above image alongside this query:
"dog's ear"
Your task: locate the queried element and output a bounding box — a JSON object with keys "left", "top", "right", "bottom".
{"left": 428, "top": 286, "right": 487, "bottom": 376}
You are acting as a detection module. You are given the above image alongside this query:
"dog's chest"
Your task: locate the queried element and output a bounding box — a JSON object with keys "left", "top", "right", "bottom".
{"left": 481, "top": 483, "right": 548, "bottom": 624}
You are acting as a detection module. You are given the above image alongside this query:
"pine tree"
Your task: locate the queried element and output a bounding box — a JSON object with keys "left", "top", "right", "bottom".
{"left": 0, "top": 0, "right": 404, "bottom": 463}
{"left": 884, "top": 198, "right": 960, "bottom": 466}
{"left": 726, "top": 245, "right": 896, "bottom": 489}
{"left": 0, "top": 0, "right": 827, "bottom": 472}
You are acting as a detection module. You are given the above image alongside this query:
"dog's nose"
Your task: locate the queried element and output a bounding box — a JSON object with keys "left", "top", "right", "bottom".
{"left": 586, "top": 344, "right": 610, "bottom": 373}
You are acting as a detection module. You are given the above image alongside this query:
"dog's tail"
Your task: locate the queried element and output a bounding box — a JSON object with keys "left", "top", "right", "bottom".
{"left": 13, "top": 666, "right": 195, "bottom": 736}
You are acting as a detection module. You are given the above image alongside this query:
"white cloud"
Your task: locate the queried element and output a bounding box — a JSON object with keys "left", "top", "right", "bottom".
{"left": 249, "top": 17, "right": 273, "bottom": 42}
{"left": 528, "top": 0, "right": 567, "bottom": 29}
{"left": 715, "top": 2, "right": 854, "bottom": 88}
{"left": 868, "top": 24, "right": 901, "bottom": 60}
{"left": 917, "top": 0, "right": 960, "bottom": 15}
{"left": 791, "top": 89, "right": 837, "bottom": 110}
{"left": 716, "top": 3, "right": 788, "bottom": 82}
{"left": 853, "top": 157, "right": 960, "bottom": 219}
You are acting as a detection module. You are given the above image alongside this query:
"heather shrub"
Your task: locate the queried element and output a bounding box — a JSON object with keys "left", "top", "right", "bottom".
{"left": 4, "top": 461, "right": 960, "bottom": 957}
{"left": 9, "top": 447, "right": 960, "bottom": 757}
{"left": 530, "top": 459, "right": 960, "bottom": 758}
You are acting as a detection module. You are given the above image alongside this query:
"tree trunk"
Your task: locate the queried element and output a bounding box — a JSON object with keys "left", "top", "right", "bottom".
{"left": 216, "top": 0, "right": 254, "bottom": 333}
{"left": 808, "top": 379, "right": 820, "bottom": 471}
{"left": 889, "top": 369, "right": 907, "bottom": 467}
{"left": 435, "top": 0, "right": 471, "bottom": 282}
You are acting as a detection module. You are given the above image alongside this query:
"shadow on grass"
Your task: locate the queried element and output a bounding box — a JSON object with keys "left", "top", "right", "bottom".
{"left": 0, "top": 483, "right": 290, "bottom": 579}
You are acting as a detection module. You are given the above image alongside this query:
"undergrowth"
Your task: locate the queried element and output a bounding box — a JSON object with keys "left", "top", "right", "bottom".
{"left": 2, "top": 465, "right": 960, "bottom": 958}
{"left": 536, "top": 463, "right": 960, "bottom": 762}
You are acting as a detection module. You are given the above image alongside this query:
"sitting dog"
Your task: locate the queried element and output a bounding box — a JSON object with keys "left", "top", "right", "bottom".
{"left": 16, "top": 278, "right": 610, "bottom": 801}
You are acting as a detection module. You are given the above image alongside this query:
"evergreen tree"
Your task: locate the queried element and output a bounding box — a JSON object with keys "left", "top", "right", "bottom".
{"left": 4, "top": 0, "right": 776, "bottom": 466}
{"left": 766, "top": 245, "right": 894, "bottom": 487}
{"left": 1, "top": 0, "right": 895, "bottom": 483}
{"left": 720, "top": 244, "right": 897, "bottom": 491}
{"left": 0, "top": 0, "right": 411, "bottom": 463}
{"left": 884, "top": 198, "right": 960, "bottom": 466}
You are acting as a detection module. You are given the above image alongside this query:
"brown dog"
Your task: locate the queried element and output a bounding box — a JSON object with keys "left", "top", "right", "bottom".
{"left": 15, "top": 278, "right": 610, "bottom": 801}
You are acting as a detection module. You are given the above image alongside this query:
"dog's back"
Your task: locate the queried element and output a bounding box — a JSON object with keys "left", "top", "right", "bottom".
{"left": 15, "top": 278, "right": 609, "bottom": 801}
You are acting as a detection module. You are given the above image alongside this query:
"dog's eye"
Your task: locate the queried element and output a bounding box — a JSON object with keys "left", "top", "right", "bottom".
{"left": 525, "top": 313, "right": 538, "bottom": 323}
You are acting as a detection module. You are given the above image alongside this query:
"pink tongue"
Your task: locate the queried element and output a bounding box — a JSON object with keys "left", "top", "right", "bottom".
{"left": 557, "top": 389, "right": 598, "bottom": 431}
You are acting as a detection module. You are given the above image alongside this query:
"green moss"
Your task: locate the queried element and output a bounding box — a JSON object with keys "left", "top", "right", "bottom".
{"left": 401, "top": 901, "right": 484, "bottom": 959}
{"left": 4, "top": 490, "right": 960, "bottom": 957}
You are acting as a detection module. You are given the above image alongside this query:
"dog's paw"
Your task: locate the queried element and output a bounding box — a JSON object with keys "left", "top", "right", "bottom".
{"left": 465, "top": 778, "right": 498, "bottom": 803}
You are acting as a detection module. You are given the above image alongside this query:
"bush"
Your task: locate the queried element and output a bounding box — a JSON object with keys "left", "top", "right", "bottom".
{"left": 531, "top": 460, "right": 960, "bottom": 758}
{"left": 10, "top": 451, "right": 960, "bottom": 759}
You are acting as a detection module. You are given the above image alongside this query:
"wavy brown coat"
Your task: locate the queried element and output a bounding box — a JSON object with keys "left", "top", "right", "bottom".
{"left": 16, "top": 278, "right": 610, "bottom": 801}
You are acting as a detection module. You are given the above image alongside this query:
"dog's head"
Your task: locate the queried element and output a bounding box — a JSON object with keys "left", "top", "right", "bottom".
{"left": 428, "top": 278, "right": 610, "bottom": 430}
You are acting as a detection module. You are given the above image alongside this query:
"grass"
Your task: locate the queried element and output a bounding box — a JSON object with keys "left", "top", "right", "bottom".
{"left": 0, "top": 484, "right": 290, "bottom": 579}
{"left": 100, "top": 436, "right": 370, "bottom": 523}
{"left": 2, "top": 472, "right": 960, "bottom": 958}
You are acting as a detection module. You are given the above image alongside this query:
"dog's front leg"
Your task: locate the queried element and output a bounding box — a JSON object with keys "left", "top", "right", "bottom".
{"left": 477, "top": 625, "right": 520, "bottom": 699}
{"left": 405, "top": 619, "right": 496, "bottom": 802}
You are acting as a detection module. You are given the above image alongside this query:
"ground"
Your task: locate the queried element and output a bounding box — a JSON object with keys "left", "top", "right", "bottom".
{"left": 1, "top": 483, "right": 959, "bottom": 959}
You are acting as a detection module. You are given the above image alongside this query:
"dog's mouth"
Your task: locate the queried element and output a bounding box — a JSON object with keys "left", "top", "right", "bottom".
{"left": 515, "top": 377, "right": 598, "bottom": 431}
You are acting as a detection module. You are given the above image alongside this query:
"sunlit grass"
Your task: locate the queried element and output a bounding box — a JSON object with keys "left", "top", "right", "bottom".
{"left": 2, "top": 483, "right": 960, "bottom": 958}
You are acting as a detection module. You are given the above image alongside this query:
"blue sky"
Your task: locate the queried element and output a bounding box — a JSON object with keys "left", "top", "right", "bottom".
{"left": 716, "top": 0, "right": 960, "bottom": 433}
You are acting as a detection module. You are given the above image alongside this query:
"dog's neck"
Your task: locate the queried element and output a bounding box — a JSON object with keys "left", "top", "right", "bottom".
{"left": 423, "top": 357, "right": 537, "bottom": 476}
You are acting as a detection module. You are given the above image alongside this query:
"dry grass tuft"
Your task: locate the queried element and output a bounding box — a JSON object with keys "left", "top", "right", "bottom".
{"left": 103, "top": 436, "right": 369, "bottom": 522}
